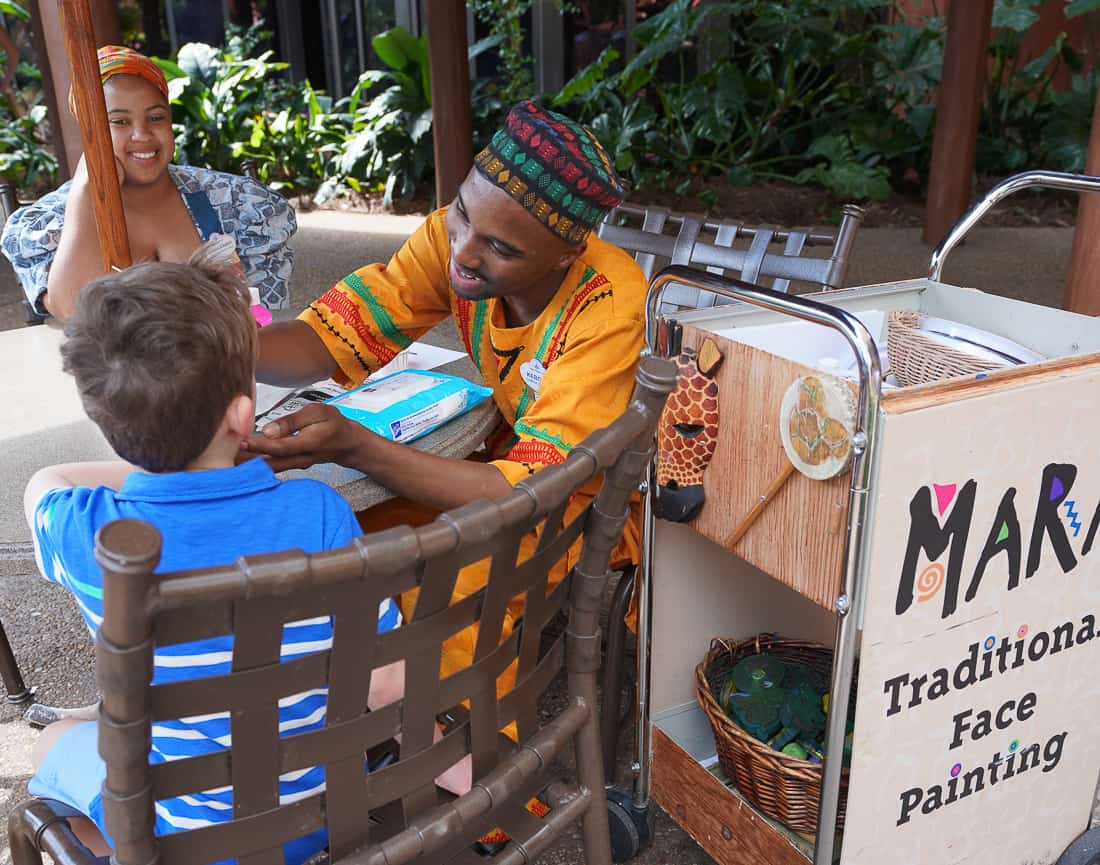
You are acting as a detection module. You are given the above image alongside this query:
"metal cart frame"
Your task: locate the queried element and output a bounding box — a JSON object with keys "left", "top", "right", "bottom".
{"left": 626, "top": 170, "right": 1100, "bottom": 865}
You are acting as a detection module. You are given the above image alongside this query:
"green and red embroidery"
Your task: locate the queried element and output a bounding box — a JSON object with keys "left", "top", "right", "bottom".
{"left": 506, "top": 440, "right": 566, "bottom": 466}
{"left": 511, "top": 267, "right": 612, "bottom": 426}
{"left": 454, "top": 296, "right": 489, "bottom": 376}
{"left": 513, "top": 419, "right": 572, "bottom": 453}
{"left": 544, "top": 272, "right": 609, "bottom": 360}
{"left": 342, "top": 273, "right": 412, "bottom": 350}
{"left": 316, "top": 288, "right": 398, "bottom": 367}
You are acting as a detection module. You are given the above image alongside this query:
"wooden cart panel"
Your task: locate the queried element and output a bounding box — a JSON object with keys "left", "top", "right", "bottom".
{"left": 679, "top": 323, "right": 851, "bottom": 610}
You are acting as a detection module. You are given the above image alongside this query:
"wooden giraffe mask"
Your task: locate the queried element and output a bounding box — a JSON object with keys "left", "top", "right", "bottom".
{"left": 655, "top": 338, "right": 723, "bottom": 522}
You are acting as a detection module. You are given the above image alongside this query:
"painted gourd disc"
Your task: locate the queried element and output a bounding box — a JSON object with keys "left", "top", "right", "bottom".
{"left": 779, "top": 372, "right": 857, "bottom": 480}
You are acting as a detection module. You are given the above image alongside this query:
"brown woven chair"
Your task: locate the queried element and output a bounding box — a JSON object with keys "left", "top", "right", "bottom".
{"left": 8, "top": 355, "right": 676, "bottom": 865}
{"left": 597, "top": 202, "right": 865, "bottom": 314}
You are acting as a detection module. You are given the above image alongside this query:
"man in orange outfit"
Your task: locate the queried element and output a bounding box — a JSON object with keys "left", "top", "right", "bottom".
{"left": 246, "top": 101, "right": 644, "bottom": 721}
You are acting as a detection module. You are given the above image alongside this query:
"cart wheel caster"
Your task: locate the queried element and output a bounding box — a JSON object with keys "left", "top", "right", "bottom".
{"left": 606, "top": 786, "right": 654, "bottom": 862}
{"left": 1057, "top": 827, "right": 1100, "bottom": 865}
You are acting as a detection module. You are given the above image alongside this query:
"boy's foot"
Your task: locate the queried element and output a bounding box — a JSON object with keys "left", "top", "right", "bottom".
{"left": 24, "top": 701, "right": 98, "bottom": 728}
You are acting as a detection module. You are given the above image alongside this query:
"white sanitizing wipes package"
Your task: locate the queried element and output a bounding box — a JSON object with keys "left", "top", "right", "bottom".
{"left": 325, "top": 370, "right": 493, "bottom": 444}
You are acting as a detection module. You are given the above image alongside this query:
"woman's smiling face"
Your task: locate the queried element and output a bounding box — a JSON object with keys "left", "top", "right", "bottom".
{"left": 103, "top": 75, "right": 174, "bottom": 185}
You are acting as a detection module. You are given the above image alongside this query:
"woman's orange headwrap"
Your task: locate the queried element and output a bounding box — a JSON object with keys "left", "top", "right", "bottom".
{"left": 68, "top": 45, "right": 170, "bottom": 116}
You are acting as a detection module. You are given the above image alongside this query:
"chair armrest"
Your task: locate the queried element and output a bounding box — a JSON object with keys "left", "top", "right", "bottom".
{"left": 7, "top": 798, "right": 109, "bottom": 865}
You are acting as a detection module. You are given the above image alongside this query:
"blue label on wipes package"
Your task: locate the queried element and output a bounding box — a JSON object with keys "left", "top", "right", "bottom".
{"left": 326, "top": 370, "right": 492, "bottom": 444}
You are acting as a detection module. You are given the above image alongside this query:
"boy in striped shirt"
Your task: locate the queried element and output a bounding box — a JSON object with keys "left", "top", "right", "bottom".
{"left": 23, "top": 245, "right": 463, "bottom": 863}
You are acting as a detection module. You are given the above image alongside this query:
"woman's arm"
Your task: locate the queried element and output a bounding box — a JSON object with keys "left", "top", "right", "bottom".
{"left": 43, "top": 158, "right": 124, "bottom": 320}
{"left": 256, "top": 320, "right": 340, "bottom": 387}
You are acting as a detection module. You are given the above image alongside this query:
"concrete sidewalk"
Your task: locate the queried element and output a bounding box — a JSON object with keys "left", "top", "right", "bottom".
{"left": 274, "top": 213, "right": 1075, "bottom": 314}
{"left": 0, "top": 209, "right": 1082, "bottom": 864}
{"left": 1, "top": 211, "right": 1075, "bottom": 332}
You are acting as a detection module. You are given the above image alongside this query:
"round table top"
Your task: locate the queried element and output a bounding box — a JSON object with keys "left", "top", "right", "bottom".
{"left": 0, "top": 324, "right": 499, "bottom": 574}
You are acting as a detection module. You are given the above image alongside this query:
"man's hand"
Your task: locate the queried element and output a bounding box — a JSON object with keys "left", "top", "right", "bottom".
{"left": 247, "top": 398, "right": 511, "bottom": 511}
{"left": 243, "top": 403, "right": 368, "bottom": 473}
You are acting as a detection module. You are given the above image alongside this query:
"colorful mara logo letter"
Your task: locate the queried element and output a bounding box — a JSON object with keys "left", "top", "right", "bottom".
{"left": 895, "top": 464, "right": 1091, "bottom": 620}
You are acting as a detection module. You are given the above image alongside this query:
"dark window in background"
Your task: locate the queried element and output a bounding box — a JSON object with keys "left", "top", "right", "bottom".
{"left": 298, "top": 3, "right": 327, "bottom": 89}
{"left": 565, "top": 0, "right": 624, "bottom": 78}
{"left": 167, "top": 0, "right": 226, "bottom": 47}
{"left": 562, "top": 1, "right": 681, "bottom": 81}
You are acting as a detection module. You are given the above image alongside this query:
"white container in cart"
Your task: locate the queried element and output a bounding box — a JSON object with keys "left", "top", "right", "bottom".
{"left": 626, "top": 171, "right": 1100, "bottom": 865}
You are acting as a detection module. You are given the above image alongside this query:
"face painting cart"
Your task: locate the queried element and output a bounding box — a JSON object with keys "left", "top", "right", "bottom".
{"left": 618, "top": 171, "right": 1100, "bottom": 865}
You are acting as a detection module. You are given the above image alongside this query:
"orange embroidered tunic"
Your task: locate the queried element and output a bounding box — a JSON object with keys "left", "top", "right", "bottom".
{"left": 299, "top": 207, "right": 647, "bottom": 497}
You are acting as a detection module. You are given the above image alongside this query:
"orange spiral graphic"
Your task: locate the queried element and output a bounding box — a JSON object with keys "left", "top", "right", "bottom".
{"left": 916, "top": 563, "right": 945, "bottom": 603}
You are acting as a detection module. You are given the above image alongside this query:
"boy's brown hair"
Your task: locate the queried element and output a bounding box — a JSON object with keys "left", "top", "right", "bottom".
{"left": 61, "top": 242, "right": 257, "bottom": 472}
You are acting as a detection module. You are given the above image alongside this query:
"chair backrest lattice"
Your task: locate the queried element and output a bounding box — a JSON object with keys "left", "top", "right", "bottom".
{"left": 0, "top": 181, "right": 15, "bottom": 226}
{"left": 597, "top": 202, "right": 864, "bottom": 314}
{"left": 94, "top": 356, "right": 677, "bottom": 865}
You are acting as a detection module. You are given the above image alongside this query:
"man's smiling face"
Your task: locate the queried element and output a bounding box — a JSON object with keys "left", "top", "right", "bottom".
{"left": 444, "top": 169, "right": 582, "bottom": 305}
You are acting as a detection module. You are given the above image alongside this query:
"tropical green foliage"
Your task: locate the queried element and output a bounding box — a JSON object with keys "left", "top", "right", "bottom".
{"left": 326, "top": 26, "right": 435, "bottom": 208}
{"left": 155, "top": 41, "right": 295, "bottom": 173}
{"left": 0, "top": 103, "right": 57, "bottom": 190}
{"left": 0, "top": 1, "right": 29, "bottom": 22}
{"left": 4, "top": 2, "right": 1098, "bottom": 206}
{"left": 468, "top": 0, "right": 537, "bottom": 106}
{"left": 552, "top": 0, "right": 1098, "bottom": 201}
{"left": 0, "top": 0, "right": 58, "bottom": 192}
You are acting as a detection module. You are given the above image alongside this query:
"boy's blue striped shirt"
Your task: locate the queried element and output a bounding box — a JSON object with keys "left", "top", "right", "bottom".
{"left": 32, "top": 458, "right": 399, "bottom": 862}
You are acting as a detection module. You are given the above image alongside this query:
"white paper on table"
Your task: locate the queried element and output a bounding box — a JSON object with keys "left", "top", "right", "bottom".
{"left": 371, "top": 343, "right": 466, "bottom": 379}
{"left": 254, "top": 379, "right": 344, "bottom": 427}
{"left": 253, "top": 342, "right": 468, "bottom": 426}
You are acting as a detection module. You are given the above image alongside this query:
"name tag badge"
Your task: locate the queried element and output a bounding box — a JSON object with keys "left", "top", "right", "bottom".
{"left": 520, "top": 359, "right": 546, "bottom": 397}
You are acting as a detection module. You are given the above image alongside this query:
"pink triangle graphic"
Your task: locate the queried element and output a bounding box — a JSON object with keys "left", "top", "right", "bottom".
{"left": 933, "top": 483, "right": 957, "bottom": 516}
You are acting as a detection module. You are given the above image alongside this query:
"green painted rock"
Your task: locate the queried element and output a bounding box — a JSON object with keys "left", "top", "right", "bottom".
{"left": 731, "top": 654, "right": 787, "bottom": 693}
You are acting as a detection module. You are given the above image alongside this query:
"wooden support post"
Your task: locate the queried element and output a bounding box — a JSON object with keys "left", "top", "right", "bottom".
{"left": 1064, "top": 84, "right": 1100, "bottom": 315}
{"left": 35, "top": 0, "right": 120, "bottom": 179}
{"left": 427, "top": 0, "right": 472, "bottom": 206}
{"left": 922, "top": 0, "right": 993, "bottom": 246}
{"left": 58, "top": 0, "right": 130, "bottom": 272}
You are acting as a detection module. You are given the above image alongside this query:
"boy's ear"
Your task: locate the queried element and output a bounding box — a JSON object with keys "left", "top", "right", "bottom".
{"left": 225, "top": 393, "right": 256, "bottom": 440}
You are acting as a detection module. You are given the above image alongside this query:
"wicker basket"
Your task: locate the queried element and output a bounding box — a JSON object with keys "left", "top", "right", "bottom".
{"left": 695, "top": 634, "right": 849, "bottom": 834}
{"left": 887, "top": 310, "right": 1009, "bottom": 387}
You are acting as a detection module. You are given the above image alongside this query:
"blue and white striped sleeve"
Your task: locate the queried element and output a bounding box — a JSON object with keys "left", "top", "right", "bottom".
{"left": 31, "top": 487, "right": 103, "bottom": 635}
{"left": 377, "top": 597, "right": 402, "bottom": 633}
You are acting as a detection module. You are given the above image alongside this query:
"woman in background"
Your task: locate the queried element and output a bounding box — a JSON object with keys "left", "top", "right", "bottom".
{"left": 1, "top": 45, "right": 295, "bottom": 320}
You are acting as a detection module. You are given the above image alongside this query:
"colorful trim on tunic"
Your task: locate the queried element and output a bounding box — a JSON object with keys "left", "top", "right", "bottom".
{"left": 341, "top": 273, "right": 412, "bottom": 350}
{"left": 454, "top": 297, "right": 489, "bottom": 376}
{"left": 510, "top": 267, "right": 613, "bottom": 428}
{"left": 314, "top": 287, "right": 399, "bottom": 368}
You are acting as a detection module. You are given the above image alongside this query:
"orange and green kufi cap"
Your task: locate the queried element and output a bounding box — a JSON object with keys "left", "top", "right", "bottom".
{"left": 68, "top": 45, "right": 170, "bottom": 117}
{"left": 473, "top": 100, "right": 627, "bottom": 245}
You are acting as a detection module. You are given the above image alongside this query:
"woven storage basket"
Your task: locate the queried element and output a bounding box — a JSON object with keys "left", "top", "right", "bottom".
{"left": 695, "top": 634, "right": 849, "bottom": 834}
{"left": 887, "top": 310, "right": 1009, "bottom": 387}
